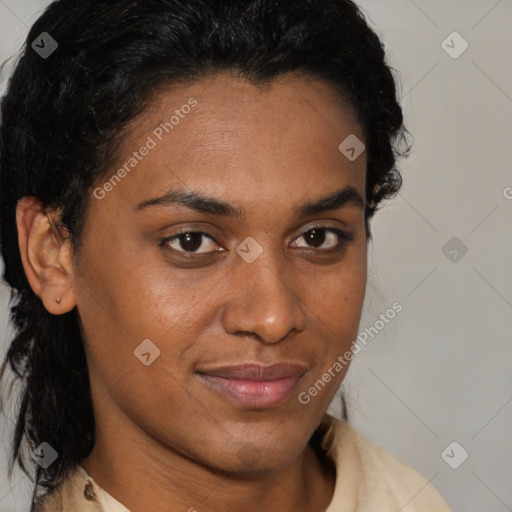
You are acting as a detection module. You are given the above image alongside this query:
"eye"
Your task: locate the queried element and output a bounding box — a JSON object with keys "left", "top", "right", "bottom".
{"left": 161, "top": 231, "right": 223, "bottom": 255}
{"left": 290, "top": 226, "right": 354, "bottom": 251}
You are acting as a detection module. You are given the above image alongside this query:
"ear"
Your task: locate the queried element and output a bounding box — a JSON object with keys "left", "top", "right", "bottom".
{"left": 16, "top": 196, "right": 76, "bottom": 315}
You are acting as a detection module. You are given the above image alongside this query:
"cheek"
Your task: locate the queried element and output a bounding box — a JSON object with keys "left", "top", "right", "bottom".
{"left": 304, "top": 247, "right": 367, "bottom": 383}
{"left": 311, "top": 246, "right": 367, "bottom": 324}
{"left": 298, "top": 255, "right": 367, "bottom": 408}
{"left": 78, "top": 236, "right": 208, "bottom": 332}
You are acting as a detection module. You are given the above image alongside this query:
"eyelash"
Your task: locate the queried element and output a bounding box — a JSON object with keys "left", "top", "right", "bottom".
{"left": 159, "top": 225, "right": 354, "bottom": 258}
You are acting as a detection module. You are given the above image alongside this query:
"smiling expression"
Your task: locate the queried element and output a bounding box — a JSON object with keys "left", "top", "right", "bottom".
{"left": 71, "top": 71, "right": 368, "bottom": 474}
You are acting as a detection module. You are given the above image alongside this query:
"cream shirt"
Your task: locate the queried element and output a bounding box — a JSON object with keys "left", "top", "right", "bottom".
{"left": 33, "top": 416, "right": 452, "bottom": 511}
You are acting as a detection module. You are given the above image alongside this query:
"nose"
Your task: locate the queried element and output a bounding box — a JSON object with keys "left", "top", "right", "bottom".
{"left": 221, "top": 248, "right": 307, "bottom": 344}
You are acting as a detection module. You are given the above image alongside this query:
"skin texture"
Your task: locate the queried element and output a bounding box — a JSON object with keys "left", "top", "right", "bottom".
{"left": 16, "top": 72, "right": 368, "bottom": 512}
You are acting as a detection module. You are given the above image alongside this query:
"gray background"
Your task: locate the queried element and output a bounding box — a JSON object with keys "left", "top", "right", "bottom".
{"left": 1, "top": 0, "right": 511, "bottom": 511}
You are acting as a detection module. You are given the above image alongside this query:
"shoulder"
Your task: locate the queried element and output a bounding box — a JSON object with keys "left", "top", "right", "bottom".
{"left": 321, "top": 415, "right": 452, "bottom": 512}
{"left": 32, "top": 465, "right": 104, "bottom": 512}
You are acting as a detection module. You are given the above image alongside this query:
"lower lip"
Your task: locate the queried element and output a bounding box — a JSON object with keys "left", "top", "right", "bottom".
{"left": 197, "top": 374, "right": 301, "bottom": 408}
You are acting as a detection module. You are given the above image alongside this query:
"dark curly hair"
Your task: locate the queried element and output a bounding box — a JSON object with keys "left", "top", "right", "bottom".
{"left": 0, "top": 0, "right": 410, "bottom": 506}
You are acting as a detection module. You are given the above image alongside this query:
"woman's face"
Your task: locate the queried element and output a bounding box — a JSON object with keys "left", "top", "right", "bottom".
{"left": 73, "top": 72, "right": 367, "bottom": 474}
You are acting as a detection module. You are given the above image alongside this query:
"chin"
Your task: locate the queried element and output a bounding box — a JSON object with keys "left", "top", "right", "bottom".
{"left": 194, "top": 426, "right": 304, "bottom": 477}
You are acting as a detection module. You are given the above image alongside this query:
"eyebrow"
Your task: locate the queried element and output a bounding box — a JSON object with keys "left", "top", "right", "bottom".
{"left": 134, "top": 186, "right": 365, "bottom": 218}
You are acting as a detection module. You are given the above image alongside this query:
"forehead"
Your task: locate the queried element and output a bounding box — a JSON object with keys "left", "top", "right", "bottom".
{"left": 94, "top": 72, "right": 366, "bottom": 214}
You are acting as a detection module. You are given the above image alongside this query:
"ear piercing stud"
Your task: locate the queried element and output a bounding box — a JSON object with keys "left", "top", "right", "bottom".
{"left": 56, "top": 297, "right": 61, "bottom": 304}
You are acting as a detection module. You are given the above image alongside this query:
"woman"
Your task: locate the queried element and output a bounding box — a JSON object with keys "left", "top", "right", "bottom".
{"left": 0, "top": 0, "right": 452, "bottom": 510}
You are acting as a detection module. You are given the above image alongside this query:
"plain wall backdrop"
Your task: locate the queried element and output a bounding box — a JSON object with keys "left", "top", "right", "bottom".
{"left": 1, "top": 1, "right": 511, "bottom": 511}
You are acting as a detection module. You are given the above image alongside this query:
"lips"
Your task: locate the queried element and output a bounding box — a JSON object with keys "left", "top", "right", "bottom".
{"left": 196, "top": 362, "right": 307, "bottom": 408}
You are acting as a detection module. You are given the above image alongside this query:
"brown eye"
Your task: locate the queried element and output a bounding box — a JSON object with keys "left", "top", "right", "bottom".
{"left": 162, "top": 231, "right": 222, "bottom": 254}
{"left": 179, "top": 232, "right": 203, "bottom": 252}
{"left": 291, "top": 227, "right": 353, "bottom": 251}
{"left": 304, "top": 228, "right": 326, "bottom": 248}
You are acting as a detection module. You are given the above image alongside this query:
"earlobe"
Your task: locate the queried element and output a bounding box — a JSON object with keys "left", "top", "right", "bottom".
{"left": 16, "top": 196, "right": 76, "bottom": 315}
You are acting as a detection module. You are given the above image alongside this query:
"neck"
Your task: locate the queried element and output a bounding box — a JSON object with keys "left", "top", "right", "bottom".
{"left": 80, "top": 407, "right": 336, "bottom": 512}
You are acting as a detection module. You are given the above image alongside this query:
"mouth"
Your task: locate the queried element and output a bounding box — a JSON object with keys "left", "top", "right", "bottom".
{"left": 196, "top": 362, "right": 307, "bottom": 408}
